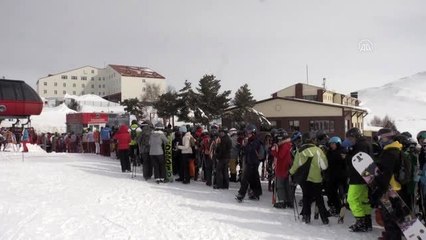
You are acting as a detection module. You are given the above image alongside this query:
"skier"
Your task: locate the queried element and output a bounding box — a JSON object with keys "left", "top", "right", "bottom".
{"left": 372, "top": 128, "right": 404, "bottom": 240}
{"left": 177, "top": 126, "right": 195, "bottom": 184}
{"left": 229, "top": 128, "right": 239, "bottom": 182}
{"left": 290, "top": 132, "right": 329, "bottom": 224}
{"left": 270, "top": 129, "right": 293, "bottom": 208}
{"left": 149, "top": 122, "right": 169, "bottom": 183}
{"left": 325, "top": 136, "right": 347, "bottom": 216}
{"left": 200, "top": 130, "right": 212, "bottom": 185}
{"left": 235, "top": 124, "right": 263, "bottom": 202}
{"left": 345, "top": 127, "right": 373, "bottom": 232}
{"left": 100, "top": 125, "right": 112, "bottom": 156}
{"left": 214, "top": 128, "right": 232, "bottom": 189}
{"left": 113, "top": 124, "right": 131, "bottom": 172}
{"left": 129, "top": 120, "right": 142, "bottom": 166}
{"left": 140, "top": 121, "right": 153, "bottom": 180}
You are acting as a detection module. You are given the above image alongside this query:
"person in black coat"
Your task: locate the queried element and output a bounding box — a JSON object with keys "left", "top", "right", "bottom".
{"left": 325, "top": 136, "right": 347, "bottom": 216}
{"left": 214, "top": 128, "right": 232, "bottom": 189}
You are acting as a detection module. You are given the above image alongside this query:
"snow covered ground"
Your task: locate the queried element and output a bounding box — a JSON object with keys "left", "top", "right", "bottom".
{"left": 0, "top": 148, "right": 380, "bottom": 240}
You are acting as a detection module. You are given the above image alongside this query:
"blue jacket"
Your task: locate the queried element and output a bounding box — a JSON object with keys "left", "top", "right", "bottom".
{"left": 101, "top": 127, "right": 111, "bottom": 141}
{"left": 244, "top": 136, "right": 262, "bottom": 167}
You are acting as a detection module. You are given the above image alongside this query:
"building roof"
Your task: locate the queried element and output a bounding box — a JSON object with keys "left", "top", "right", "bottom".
{"left": 226, "top": 96, "right": 367, "bottom": 113}
{"left": 272, "top": 82, "right": 355, "bottom": 98}
{"left": 109, "top": 64, "right": 165, "bottom": 79}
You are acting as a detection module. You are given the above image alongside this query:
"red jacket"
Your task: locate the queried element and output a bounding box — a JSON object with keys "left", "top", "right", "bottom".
{"left": 271, "top": 141, "right": 292, "bottom": 178}
{"left": 113, "top": 125, "right": 131, "bottom": 150}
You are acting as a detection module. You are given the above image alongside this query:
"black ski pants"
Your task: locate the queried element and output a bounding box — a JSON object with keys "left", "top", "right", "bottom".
{"left": 300, "top": 181, "right": 328, "bottom": 219}
{"left": 142, "top": 152, "right": 152, "bottom": 180}
{"left": 238, "top": 164, "right": 262, "bottom": 198}
{"left": 118, "top": 149, "right": 130, "bottom": 172}
{"left": 215, "top": 158, "right": 230, "bottom": 189}
{"left": 151, "top": 155, "right": 166, "bottom": 180}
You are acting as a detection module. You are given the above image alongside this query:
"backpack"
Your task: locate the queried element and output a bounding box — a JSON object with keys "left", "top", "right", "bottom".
{"left": 256, "top": 143, "right": 266, "bottom": 161}
{"left": 130, "top": 127, "right": 137, "bottom": 140}
{"left": 139, "top": 127, "right": 151, "bottom": 153}
{"left": 292, "top": 156, "right": 313, "bottom": 185}
{"left": 397, "top": 151, "right": 412, "bottom": 185}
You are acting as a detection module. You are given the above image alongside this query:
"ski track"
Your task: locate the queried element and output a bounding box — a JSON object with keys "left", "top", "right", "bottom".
{"left": 0, "top": 151, "right": 380, "bottom": 240}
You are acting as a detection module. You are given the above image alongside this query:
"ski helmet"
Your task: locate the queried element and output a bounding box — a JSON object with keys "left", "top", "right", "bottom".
{"left": 302, "top": 132, "right": 315, "bottom": 144}
{"left": 417, "top": 131, "right": 426, "bottom": 141}
{"left": 346, "top": 128, "right": 362, "bottom": 139}
{"left": 245, "top": 124, "right": 257, "bottom": 134}
{"left": 316, "top": 130, "right": 329, "bottom": 142}
{"left": 377, "top": 128, "right": 396, "bottom": 139}
{"left": 394, "top": 134, "right": 410, "bottom": 149}
{"left": 275, "top": 128, "right": 289, "bottom": 141}
{"left": 291, "top": 131, "right": 302, "bottom": 142}
{"left": 329, "top": 136, "right": 342, "bottom": 145}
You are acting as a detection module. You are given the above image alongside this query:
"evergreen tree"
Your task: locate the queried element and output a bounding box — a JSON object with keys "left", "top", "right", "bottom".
{"left": 196, "top": 74, "right": 231, "bottom": 123}
{"left": 176, "top": 80, "right": 200, "bottom": 124}
{"left": 142, "top": 83, "right": 161, "bottom": 104}
{"left": 231, "top": 83, "right": 256, "bottom": 123}
{"left": 121, "top": 98, "right": 144, "bottom": 119}
{"left": 153, "top": 89, "right": 178, "bottom": 126}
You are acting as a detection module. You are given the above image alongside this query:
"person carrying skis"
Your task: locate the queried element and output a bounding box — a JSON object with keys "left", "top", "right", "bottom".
{"left": 290, "top": 132, "right": 329, "bottom": 224}
{"left": 271, "top": 129, "right": 293, "bottom": 209}
{"left": 325, "top": 136, "right": 347, "bottom": 216}
{"left": 235, "top": 124, "right": 263, "bottom": 202}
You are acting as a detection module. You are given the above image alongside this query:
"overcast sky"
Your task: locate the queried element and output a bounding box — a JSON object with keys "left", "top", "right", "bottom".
{"left": 1, "top": 0, "right": 426, "bottom": 100}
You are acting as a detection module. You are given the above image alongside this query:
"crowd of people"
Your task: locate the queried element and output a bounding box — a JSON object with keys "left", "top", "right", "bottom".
{"left": 3, "top": 120, "right": 426, "bottom": 240}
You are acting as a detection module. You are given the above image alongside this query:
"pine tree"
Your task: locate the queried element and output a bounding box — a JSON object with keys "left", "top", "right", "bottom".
{"left": 196, "top": 74, "right": 231, "bottom": 123}
{"left": 121, "top": 98, "right": 145, "bottom": 119}
{"left": 230, "top": 84, "right": 256, "bottom": 123}
{"left": 176, "top": 80, "right": 200, "bottom": 124}
{"left": 153, "top": 89, "right": 178, "bottom": 126}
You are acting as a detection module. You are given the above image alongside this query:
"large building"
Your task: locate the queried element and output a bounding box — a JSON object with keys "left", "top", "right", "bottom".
{"left": 225, "top": 83, "right": 367, "bottom": 138}
{"left": 36, "top": 64, "right": 166, "bottom": 103}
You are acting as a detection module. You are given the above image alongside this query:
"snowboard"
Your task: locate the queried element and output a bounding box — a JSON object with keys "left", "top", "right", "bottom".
{"left": 352, "top": 152, "right": 426, "bottom": 239}
{"left": 165, "top": 134, "right": 173, "bottom": 182}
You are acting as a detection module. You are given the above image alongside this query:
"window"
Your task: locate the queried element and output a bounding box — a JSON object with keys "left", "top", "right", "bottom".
{"left": 43, "top": 90, "right": 47, "bottom": 94}
{"left": 82, "top": 84, "right": 85, "bottom": 87}
{"left": 81, "top": 76, "right": 87, "bottom": 80}
{"left": 98, "top": 84, "right": 101, "bottom": 88}
{"left": 82, "top": 91, "right": 85, "bottom": 95}
{"left": 73, "top": 91, "right": 76, "bottom": 95}
{"left": 98, "top": 77, "right": 101, "bottom": 81}
{"left": 309, "top": 120, "right": 335, "bottom": 133}
{"left": 142, "top": 79, "right": 146, "bottom": 83}
{"left": 54, "top": 90, "right": 57, "bottom": 95}
{"left": 54, "top": 82, "right": 57, "bottom": 86}
{"left": 91, "top": 77, "right": 94, "bottom": 81}
{"left": 91, "top": 84, "right": 94, "bottom": 88}
{"left": 91, "top": 70, "right": 94, "bottom": 73}
{"left": 63, "top": 90, "right": 66, "bottom": 94}
{"left": 142, "top": 87, "right": 146, "bottom": 92}
{"left": 289, "top": 120, "right": 300, "bottom": 131}
{"left": 71, "top": 76, "right": 77, "bottom": 80}
{"left": 303, "top": 95, "right": 317, "bottom": 101}
{"left": 98, "top": 92, "right": 101, "bottom": 95}
{"left": 103, "top": 77, "right": 105, "bottom": 81}
{"left": 63, "top": 83, "right": 66, "bottom": 87}
{"left": 73, "top": 83, "right": 76, "bottom": 87}
{"left": 61, "top": 75, "right": 68, "bottom": 79}
{"left": 43, "top": 82, "right": 47, "bottom": 86}
{"left": 102, "top": 84, "right": 105, "bottom": 88}
{"left": 102, "top": 92, "right": 105, "bottom": 95}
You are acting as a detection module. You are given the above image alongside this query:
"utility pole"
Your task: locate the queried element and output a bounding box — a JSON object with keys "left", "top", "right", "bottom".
{"left": 306, "top": 65, "right": 309, "bottom": 84}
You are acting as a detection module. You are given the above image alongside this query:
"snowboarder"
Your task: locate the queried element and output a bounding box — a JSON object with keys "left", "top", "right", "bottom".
{"left": 345, "top": 127, "right": 373, "bottom": 232}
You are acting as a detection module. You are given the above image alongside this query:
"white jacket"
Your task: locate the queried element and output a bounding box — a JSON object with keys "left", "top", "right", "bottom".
{"left": 178, "top": 132, "right": 193, "bottom": 154}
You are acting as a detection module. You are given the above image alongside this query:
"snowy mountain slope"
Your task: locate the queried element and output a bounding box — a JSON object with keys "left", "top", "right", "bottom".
{"left": 358, "top": 71, "right": 426, "bottom": 136}
{"left": 0, "top": 151, "right": 379, "bottom": 240}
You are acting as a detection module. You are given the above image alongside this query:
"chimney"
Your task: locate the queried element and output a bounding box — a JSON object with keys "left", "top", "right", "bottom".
{"left": 295, "top": 83, "right": 303, "bottom": 99}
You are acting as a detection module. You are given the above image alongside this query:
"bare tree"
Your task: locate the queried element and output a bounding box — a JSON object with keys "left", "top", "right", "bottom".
{"left": 142, "top": 83, "right": 161, "bottom": 104}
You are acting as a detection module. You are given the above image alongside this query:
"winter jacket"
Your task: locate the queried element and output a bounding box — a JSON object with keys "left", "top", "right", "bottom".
{"left": 101, "top": 127, "right": 111, "bottom": 141}
{"left": 87, "top": 132, "right": 94, "bottom": 143}
{"left": 21, "top": 129, "right": 30, "bottom": 142}
{"left": 326, "top": 146, "right": 347, "bottom": 182}
{"left": 376, "top": 141, "right": 403, "bottom": 193}
{"left": 93, "top": 130, "right": 100, "bottom": 143}
{"left": 149, "top": 130, "right": 168, "bottom": 156}
{"left": 230, "top": 135, "right": 239, "bottom": 159}
{"left": 271, "top": 140, "right": 292, "bottom": 178}
{"left": 290, "top": 143, "right": 328, "bottom": 183}
{"left": 113, "top": 125, "right": 131, "bottom": 150}
{"left": 346, "top": 137, "right": 372, "bottom": 185}
{"left": 243, "top": 135, "right": 263, "bottom": 167}
{"left": 178, "top": 132, "right": 194, "bottom": 154}
{"left": 139, "top": 125, "right": 152, "bottom": 154}
{"left": 216, "top": 134, "right": 232, "bottom": 160}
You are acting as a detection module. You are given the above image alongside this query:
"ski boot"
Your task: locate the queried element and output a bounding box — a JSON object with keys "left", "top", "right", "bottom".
{"left": 248, "top": 195, "right": 259, "bottom": 201}
{"left": 273, "top": 202, "right": 286, "bottom": 209}
{"left": 302, "top": 215, "right": 311, "bottom": 224}
{"left": 321, "top": 216, "right": 329, "bottom": 225}
{"left": 235, "top": 194, "right": 244, "bottom": 202}
{"left": 328, "top": 206, "right": 339, "bottom": 217}
{"left": 349, "top": 217, "right": 367, "bottom": 232}
{"left": 365, "top": 215, "right": 372, "bottom": 232}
